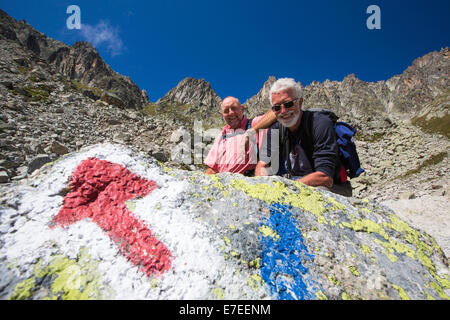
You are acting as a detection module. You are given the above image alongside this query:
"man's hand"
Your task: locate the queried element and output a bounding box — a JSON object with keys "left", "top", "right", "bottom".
{"left": 298, "top": 171, "right": 333, "bottom": 188}
{"left": 205, "top": 167, "right": 218, "bottom": 175}
{"left": 255, "top": 161, "right": 271, "bottom": 176}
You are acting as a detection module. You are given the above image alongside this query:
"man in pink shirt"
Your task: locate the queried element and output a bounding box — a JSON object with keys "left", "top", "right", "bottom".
{"left": 205, "top": 96, "right": 275, "bottom": 175}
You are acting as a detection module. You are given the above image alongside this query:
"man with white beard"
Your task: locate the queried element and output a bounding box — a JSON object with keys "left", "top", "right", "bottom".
{"left": 255, "top": 78, "right": 351, "bottom": 196}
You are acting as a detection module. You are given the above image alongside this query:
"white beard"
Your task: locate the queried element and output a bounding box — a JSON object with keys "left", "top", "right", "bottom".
{"left": 277, "top": 110, "right": 300, "bottom": 128}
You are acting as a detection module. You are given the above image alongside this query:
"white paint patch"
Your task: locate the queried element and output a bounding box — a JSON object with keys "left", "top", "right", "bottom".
{"left": 0, "top": 144, "right": 263, "bottom": 299}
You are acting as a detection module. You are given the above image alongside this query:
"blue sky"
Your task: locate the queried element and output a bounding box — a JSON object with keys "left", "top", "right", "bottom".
{"left": 1, "top": 0, "right": 449, "bottom": 103}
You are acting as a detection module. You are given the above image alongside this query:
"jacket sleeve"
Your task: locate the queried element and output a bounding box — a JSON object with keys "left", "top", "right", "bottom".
{"left": 311, "top": 115, "right": 339, "bottom": 178}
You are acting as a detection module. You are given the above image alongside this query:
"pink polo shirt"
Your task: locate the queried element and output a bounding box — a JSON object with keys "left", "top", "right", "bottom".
{"left": 204, "top": 115, "right": 268, "bottom": 174}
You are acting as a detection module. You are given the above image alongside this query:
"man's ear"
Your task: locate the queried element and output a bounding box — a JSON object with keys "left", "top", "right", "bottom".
{"left": 298, "top": 98, "right": 304, "bottom": 110}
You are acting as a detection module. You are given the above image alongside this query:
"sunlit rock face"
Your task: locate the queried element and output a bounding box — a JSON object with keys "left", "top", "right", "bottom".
{"left": 0, "top": 144, "right": 448, "bottom": 300}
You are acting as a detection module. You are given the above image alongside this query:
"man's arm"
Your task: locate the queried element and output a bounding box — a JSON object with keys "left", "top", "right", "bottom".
{"left": 250, "top": 110, "right": 277, "bottom": 132}
{"left": 298, "top": 171, "right": 333, "bottom": 188}
{"left": 241, "top": 110, "right": 277, "bottom": 152}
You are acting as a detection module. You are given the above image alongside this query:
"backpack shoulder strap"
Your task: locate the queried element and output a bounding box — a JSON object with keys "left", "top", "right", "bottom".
{"left": 246, "top": 118, "right": 253, "bottom": 130}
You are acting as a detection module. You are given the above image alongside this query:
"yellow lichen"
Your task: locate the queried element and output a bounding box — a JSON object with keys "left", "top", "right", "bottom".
{"left": 349, "top": 266, "right": 360, "bottom": 277}
{"left": 361, "top": 244, "right": 372, "bottom": 255}
{"left": 258, "top": 225, "right": 280, "bottom": 241}
{"left": 326, "top": 196, "right": 347, "bottom": 211}
{"left": 248, "top": 258, "right": 261, "bottom": 269}
{"left": 248, "top": 273, "right": 264, "bottom": 290}
{"left": 230, "top": 179, "right": 328, "bottom": 224}
{"left": 429, "top": 282, "right": 450, "bottom": 300}
{"left": 10, "top": 247, "right": 111, "bottom": 300}
{"left": 212, "top": 288, "right": 225, "bottom": 299}
{"left": 315, "top": 290, "right": 328, "bottom": 300}
{"left": 328, "top": 274, "right": 340, "bottom": 286}
{"left": 341, "top": 218, "right": 389, "bottom": 240}
{"left": 393, "top": 285, "right": 410, "bottom": 300}
{"left": 341, "top": 292, "right": 351, "bottom": 300}
{"left": 9, "top": 278, "right": 35, "bottom": 300}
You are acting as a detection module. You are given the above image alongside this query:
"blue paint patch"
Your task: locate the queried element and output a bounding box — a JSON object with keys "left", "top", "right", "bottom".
{"left": 259, "top": 202, "right": 317, "bottom": 300}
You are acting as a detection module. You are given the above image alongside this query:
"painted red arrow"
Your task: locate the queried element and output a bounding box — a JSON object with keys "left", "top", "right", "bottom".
{"left": 51, "top": 157, "right": 172, "bottom": 276}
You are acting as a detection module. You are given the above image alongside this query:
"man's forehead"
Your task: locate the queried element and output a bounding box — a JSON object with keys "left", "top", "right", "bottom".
{"left": 272, "top": 88, "right": 294, "bottom": 98}
{"left": 221, "top": 97, "right": 241, "bottom": 108}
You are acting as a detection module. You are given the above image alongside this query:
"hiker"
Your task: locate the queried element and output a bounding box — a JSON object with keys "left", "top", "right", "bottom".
{"left": 204, "top": 96, "right": 276, "bottom": 175}
{"left": 255, "top": 78, "right": 353, "bottom": 197}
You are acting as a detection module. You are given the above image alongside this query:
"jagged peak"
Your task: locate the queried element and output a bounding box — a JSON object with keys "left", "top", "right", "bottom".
{"left": 157, "top": 76, "right": 222, "bottom": 108}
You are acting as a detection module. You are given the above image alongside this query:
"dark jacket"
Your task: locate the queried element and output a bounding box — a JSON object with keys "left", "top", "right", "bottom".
{"left": 266, "top": 110, "right": 341, "bottom": 181}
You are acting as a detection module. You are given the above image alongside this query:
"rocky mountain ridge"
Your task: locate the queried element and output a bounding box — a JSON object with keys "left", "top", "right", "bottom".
{"left": 244, "top": 48, "right": 449, "bottom": 124}
{"left": 145, "top": 77, "right": 224, "bottom": 128}
{"left": 0, "top": 9, "right": 148, "bottom": 110}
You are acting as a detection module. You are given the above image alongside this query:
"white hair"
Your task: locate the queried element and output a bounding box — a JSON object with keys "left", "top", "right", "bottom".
{"left": 269, "top": 78, "right": 303, "bottom": 105}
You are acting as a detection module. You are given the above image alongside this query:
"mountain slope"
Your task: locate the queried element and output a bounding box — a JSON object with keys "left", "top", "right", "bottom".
{"left": 0, "top": 9, "right": 148, "bottom": 110}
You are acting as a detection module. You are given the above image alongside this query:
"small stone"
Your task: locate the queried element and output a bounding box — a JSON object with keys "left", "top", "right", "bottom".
{"left": 50, "top": 141, "right": 69, "bottom": 156}
{"left": 399, "top": 192, "right": 416, "bottom": 200}
{"left": 0, "top": 171, "right": 9, "bottom": 183}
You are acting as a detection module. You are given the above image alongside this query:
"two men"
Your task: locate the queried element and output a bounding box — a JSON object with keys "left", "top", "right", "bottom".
{"left": 205, "top": 78, "right": 351, "bottom": 196}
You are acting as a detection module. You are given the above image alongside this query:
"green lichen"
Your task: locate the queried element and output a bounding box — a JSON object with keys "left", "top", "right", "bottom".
{"left": 208, "top": 174, "right": 227, "bottom": 195}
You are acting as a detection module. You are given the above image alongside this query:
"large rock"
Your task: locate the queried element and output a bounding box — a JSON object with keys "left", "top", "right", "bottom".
{"left": 26, "top": 154, "right": 52, "bottom": 174}
{"left": 0, "top": 144, "right": 448, "bottom": 300}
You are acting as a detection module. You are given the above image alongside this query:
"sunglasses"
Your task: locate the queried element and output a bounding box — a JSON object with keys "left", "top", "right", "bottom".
{"left": 271, "top": 99, "right": 297, "bottom": 112}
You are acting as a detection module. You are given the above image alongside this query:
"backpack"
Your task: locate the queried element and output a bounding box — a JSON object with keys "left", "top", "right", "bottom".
{"left": 307, "top": 109, "right": 365, "bottom": 180}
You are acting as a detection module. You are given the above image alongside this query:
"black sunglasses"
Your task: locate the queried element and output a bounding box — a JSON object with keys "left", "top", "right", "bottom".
{"left": 271, "top": 99, "right": 297, "bottom": 112}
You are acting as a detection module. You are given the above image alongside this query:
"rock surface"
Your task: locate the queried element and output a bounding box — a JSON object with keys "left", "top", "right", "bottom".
{"left": 382, "top": 195, "right": 450, "bottom": 258}
{"left": 0, "top": 144, "right": 448, "bottom": 300}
